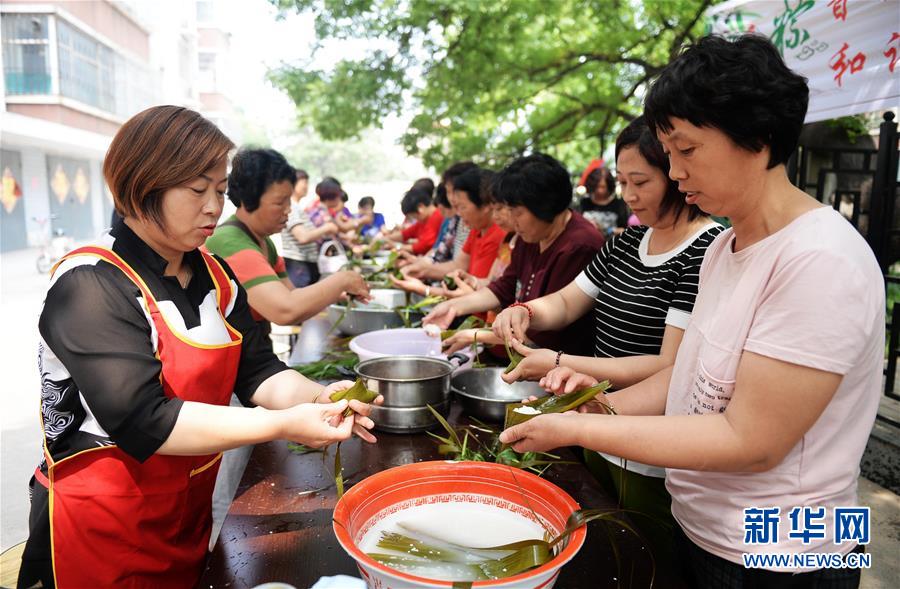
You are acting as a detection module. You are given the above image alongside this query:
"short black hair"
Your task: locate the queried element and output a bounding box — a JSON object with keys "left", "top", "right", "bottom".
{"left": 295, "top": 168, "right": 309, "bottom": 180}
{"left": 492, "top": 153, "right": 572, "bottom": 222}
{"left": 644, "top": 34, "right": 809, "bottom": 169}
{"left": 316, "top": 177, "right": 343, "bottom": 202}
{"left": 453, "top": 167, "right": 493, "bottom": 208}
{"left": 616, "top": 115, "right": 703, "bottom": 222}
{"left": 434, "top": 184, "right": 450, "bottom": 208}
{"left": 358, "top": 196, "right": 375, "bottom": 209}
{"left": 400, "top": 187, "right": 433, "bottom": 215}
{"left": 412, "top": 177, "right": 435, "bottom": 196}
{"left": 584, "top": 167, "right": 615, "bottom": 197}
{"left": 228, "top": 148, "right": 296, "bottom": 212}
{"left": 441, "top": 161, "right": 477, "bottom": 187}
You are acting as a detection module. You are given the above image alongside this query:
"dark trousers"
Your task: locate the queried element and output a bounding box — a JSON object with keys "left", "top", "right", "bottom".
{"left": 584, "top": 450, "right": 676, "bottom": 570}
{"left": 674, "top": 526, "right": 862, "bottom": 589}
{"left": 284, "top": 258, "right": 319, "bottom": 288}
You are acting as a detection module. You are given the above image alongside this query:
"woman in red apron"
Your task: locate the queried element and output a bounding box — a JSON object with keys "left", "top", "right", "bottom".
{"left": 17, "top": 106, "right": 379, "bottom": 589}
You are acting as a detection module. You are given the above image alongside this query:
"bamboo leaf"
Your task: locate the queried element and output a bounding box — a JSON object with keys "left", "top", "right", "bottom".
{"left": 503, "top": 338, "right": 524, "bottom": 374}
{"left": 330, "top": 378, "right": 378, "bottom": 417}
{"left": 286, "top": 442, "right": 322, "bottom": 455}
{"left": 426, "top": 404, "right": 462, "bottom": 449}
{"left": 334, "top": 441, "right": 344, "bottom": 498}
{"left": 504, "top": 381, "right": 612, "bottom": 429}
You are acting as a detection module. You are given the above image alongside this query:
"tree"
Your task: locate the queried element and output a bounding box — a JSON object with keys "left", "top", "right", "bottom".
{"left": 269, "top": 0, "right": 715, "bottom": 173}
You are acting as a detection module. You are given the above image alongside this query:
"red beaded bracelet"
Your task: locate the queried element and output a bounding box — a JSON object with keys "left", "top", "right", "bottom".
{"left": 509, "top": 301, "right": 534, "bottom": 320}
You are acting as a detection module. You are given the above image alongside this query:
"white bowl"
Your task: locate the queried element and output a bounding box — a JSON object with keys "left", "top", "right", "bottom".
{"left": 349, "top": 328, "right": 475, "bottom": 370}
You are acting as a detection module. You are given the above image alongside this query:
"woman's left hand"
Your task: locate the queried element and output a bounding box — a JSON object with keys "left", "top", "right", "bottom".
{"left": 446, "top": 269, "right": 476, "bottom": 295}
{"left": 498, "top": 413, "right": 579, "bottom": 453}
{"left": 500, "top": 339, "right": 556, "bottom": 384}
{"left": 441, "top": 328, "right": 480, "bottom": 354}
{"left": 538, "top": 367, "right": 599, "bottom": 396}
{"left": 318, "top": 381, "right": 383, "bottom": 443}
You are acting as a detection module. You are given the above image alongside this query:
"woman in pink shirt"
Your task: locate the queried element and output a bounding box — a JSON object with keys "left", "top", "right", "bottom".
{"left": 500, "top": 35, "right": 883, "bottom": 588}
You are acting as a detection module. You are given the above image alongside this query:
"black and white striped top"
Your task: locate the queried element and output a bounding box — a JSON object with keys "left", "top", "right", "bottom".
{"left": 575, "top": 223, "right": 724, "bottom": 359}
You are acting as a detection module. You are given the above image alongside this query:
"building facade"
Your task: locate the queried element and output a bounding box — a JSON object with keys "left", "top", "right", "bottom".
{"left": 1, "top": 0, "right": 239, "bottom": 253}
{"left": 0, "top": 0, "right": 159, "bottom": 252}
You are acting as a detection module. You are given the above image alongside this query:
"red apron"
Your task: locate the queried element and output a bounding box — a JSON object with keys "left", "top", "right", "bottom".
{"left": 41, "top": 246, "right": 243, "bottom": 588}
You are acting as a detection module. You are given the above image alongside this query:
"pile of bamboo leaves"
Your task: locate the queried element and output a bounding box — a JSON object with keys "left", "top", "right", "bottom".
{"left": 291, "top": 348, "right": 358, "bottom": 380}
{"left": 425, "top": 406, "right": 570, "bottom": 476}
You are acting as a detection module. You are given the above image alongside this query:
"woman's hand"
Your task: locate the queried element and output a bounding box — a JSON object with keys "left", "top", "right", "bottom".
{"left": 498, "top": 413, "right": 580, "bottom": 453}
{"left": 388, "top": 273, "right": 426, "bottom": 294}
{"left": 321, "top": 221, "right": 339, "bottom": 237}
{"left": 280, "top": 401, "right": 355, "bottom": 448}
{"left": 396, "top": 250, "right": 420, "bottom": 268}
{"left": 539, "top": 367, "right": 599, "bottom": 395}
{"left": 493, "top": 304, "right": 531, "bottom": 344}
{"left": 538, "top": 367, "right": 610, "bottom": 414}
{"left": 501, "top": 339, "right": 556, "bottom": 383}
{"left": 423, "top": 300, "right": 458, "bottom": 329}
{"left": 319, "top": 381, "right": 383, "bottom": 443}
{"left": 446, "top": 270, "right": 477, "bottom": 294}
{"left": 338, "top": 270, "right": 371, "bottom": 302}
{"left": 443, "top": 328, "right": 499, "bottom": 354}
{"left": 441, "top": 328, "right": 479, "bottom": 354}
{"left": 401, "top": 257, "right": 434, "bottom": 279}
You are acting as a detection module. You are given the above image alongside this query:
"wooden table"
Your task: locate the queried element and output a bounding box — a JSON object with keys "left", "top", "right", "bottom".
{"left": 198, "top": 319, "right": 680, "bottom": 588}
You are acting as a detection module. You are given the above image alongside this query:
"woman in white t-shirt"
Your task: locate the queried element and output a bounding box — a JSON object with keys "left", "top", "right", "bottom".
{"left": 500, "top": 34, "right": 883, "bottom": 589}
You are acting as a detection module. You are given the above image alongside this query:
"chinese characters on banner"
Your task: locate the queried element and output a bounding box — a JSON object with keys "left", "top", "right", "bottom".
{"left": 706, "top": 0, "right": 899, "bottom": 122}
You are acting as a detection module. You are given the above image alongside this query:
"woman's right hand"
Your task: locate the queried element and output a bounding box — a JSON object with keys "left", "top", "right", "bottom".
{"left": 321, "top": 221, "right": 339, "bottom": 236}
{"left": 338, "top": 270, "right": 371, "bottom": 302}
{"left": 423, "top": 300, "right": 458, "bottom": 329}
{"left": 492, "top": 304, "right": 531, "bottom": 344}
{"left": 401, "top": 260, "right": 428, "bottom": 279}
{"left": 280, "top": 401, "right": 354, "bottom": 448}
{"left": 396, "top": 250, "right": 419, "bottom": 268}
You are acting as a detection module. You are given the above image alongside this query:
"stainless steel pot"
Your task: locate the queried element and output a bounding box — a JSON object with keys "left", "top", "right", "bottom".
{"left": 355, "top": 354, "right": 467, "bottom": 407}
{"left": 370, "top": 399, "right": 451, "bottom": 434}
{"left": 326, "top": 289, "right": 423, "bottom": 336}
{"left": 450, "top": 367, "right": 548, "bottom": 422}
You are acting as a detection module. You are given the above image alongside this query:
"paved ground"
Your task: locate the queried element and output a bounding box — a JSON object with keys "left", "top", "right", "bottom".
{"left": 1, "top": 245, "right": 898, "bottom": 586}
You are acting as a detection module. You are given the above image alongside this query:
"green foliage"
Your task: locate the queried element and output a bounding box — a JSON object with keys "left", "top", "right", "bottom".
{"left": 269, "top": 0, "right": 716, "bottom": 171}
{"left": 825, "top": 115, "right": 871, "bottom": 144}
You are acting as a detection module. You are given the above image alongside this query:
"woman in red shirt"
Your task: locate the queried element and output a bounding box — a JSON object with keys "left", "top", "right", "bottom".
{"left": 391, "top": 168, "right": 504, "bottom": 296}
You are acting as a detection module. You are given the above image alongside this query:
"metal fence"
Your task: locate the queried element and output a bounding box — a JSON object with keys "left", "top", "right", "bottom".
{"left": 789, "top": 113, "right": 899, "bottom": 426}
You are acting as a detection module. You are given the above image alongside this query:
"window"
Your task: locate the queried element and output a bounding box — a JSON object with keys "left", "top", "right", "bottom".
{"left": 196, "top": 1, "right": 215, "bottom": 23}
{"left": 56, "top": 18, "right": 116, "bottom": 112}
{"left": 1, "top": 14, "right": 51, "bottom": 94}
{"left": 198, "top": 51, "right": 216, "bottom": 90}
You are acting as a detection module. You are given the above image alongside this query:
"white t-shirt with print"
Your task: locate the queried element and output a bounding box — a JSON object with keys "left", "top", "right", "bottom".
{"left": 665, "top": 207, "right": 884, "bottom": 570}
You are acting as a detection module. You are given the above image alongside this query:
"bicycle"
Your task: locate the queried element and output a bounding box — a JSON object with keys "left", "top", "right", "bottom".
{"left": 33, "top": 215, "right": 74, "bottom": 274}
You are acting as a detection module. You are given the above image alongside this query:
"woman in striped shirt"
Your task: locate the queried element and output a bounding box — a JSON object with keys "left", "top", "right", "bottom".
{"left": 492, "top": 115, "right": 723, "bottom": 558}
